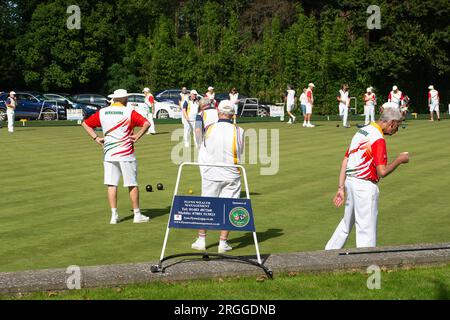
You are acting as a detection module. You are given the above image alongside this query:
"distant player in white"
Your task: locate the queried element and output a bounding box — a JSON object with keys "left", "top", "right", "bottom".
{"left": 299, "top": 88, "right": 308, "bottom": 125}
{"left": 428, "top": 85, "right": 440, "bottom": 122}
{"left": 304, "top": 83, "right": 315, "bottom": 127}
{"left": 364, "top": 87, "right": 376, "bottom": 125}
{"left": 337, "top": 84, "right": 350, "bottom": 128}
{"left": 195, "top": 98, "right": 219, "bottom": 149}
{"left": 182, "top": 90, "right": 200, "bottom": 148}
{"left": 5, "top": 91, "right": 16, "bottom": 133}
{"left": 285, "top": 85, "right": 296, "bottom": 124}
{"left": 229, "top": 87, "right": 239, "bottom": 124}
{"left": 82, "top": 89, "right": 151, "bottom": 225}
{"left": 206, "top": 86, "right": 215, "bottom": 100}
{"left": 192, "top": 100, "right": 244, "bottom": 254}
{"left": 325, "top": 106, "right": 409, "bottom": 250}
{"left": 142, "top": 88, "right": 156, "bottom": 134}
{"left": 388, "top": 85, "right": 404, "bottom": 108}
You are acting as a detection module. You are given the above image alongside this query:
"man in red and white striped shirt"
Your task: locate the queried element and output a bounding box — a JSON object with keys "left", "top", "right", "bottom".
{"left": 325, "top": 106, "right": 409, "bottom": 250}
{"left": 388, "top": 85, "right": 404, "bottom": 107}
{"left": 428, "top": 85, "right": 440, "bottom": 122}
{"left": 82, "top": 89, "right": 151, "bottom": 225}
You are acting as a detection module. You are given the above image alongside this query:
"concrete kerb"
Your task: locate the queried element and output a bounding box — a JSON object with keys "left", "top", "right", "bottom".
{"left": 0, "top": 243, "right": 449, "bottom": 295}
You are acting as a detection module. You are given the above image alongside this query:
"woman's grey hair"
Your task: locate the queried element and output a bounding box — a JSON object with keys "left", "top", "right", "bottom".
{"left": 199, "top": 98, "right": 212, "bottom": 108}
{"left": 380, "top": 105, "right": 404, "bottom": 122}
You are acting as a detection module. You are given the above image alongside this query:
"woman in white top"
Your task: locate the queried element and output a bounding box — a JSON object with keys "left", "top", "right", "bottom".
{"left": 229, "top": 88, "right": 239, "bottom": 124}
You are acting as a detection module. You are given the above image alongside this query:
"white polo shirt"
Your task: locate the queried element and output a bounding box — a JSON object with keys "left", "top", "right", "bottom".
{"left": 286, "top": 90, "right": 296, "bottom": 106}
{"left": 199, "top": 120, "right": 244, "bottom": 182}
{"left": 183, "top": 100, "right": 200, "bottom": 121}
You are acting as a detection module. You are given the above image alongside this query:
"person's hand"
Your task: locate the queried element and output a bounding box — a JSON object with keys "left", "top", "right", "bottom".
{"left": 130, "top": 135, "right": 139, "bottom": 143}
{"left": 333, "top": 188, "right": 345, "bottom": 208}
{"left": 95, "top": 137, "right": 105, "bottom": 146}
{"left": 397, "top": 152, "right": 410, "bottom": 164}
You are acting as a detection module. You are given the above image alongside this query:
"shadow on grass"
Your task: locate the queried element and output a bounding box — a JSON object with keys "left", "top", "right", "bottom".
{"left": 206, "top": 228, "right": 284, "bottom": 251}
{"left": 121, "top": 206, "right": 171, "bottom": 222}
{"left": 240, "top": 192, "right": 262, "bottom": 198}
{"left": 435, "top": 281, "right": 450, "bottom": 300}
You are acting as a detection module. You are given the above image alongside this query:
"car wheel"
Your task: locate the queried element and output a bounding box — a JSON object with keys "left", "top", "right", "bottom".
{"left": 0, "top": 109, "right": 6, "bottom": 121}
{"left": 157, "top": 109, "right": 170, "bottom": 119}
{"left": 42, "top": 109, "right": 57, "bottom": 121}
{"left": 258, "top": 108, "right": 269, "bottom": 117}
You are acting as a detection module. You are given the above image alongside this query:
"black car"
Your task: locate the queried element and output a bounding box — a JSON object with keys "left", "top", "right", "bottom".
{"left": 0, "top": 91, "right": 67, "bottom": 121}
{"left": 69, "top": 94, "right": 109, "bottom": 109}
{"left": 155, "top": 89, "right": 204, "bottom": 105}
{"left": 44, "top": 94, "right": 100, "bottom": 118}
{"left": 215, "top": 93, "right": 272, "bottom": 117}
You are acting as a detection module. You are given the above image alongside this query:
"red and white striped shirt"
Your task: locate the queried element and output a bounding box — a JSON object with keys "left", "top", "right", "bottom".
{"left": 84, "top": 103, "right": 149, "bottom": 162}
{"left": 345, "top": 123, "right": 387, "bottom": 183}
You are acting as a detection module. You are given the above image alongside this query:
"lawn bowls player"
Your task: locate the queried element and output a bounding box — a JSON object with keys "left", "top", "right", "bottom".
{"left": 388, "top": 85, "right": 404, "bottom": 108}
{"left": 337, "top": 84, "right": 350, "bottom": 128}
{"left": 364, "top": 87, "right": 377, "bottom": 125}
{"left": 325, "top": 106, "right": 409, "bottom": 250}
{"left": 6, "top": 91, "right": 17, "bottom": 133}
{"left": 229, "top": 88, "right": 239, "bottom": 124}
{"left": 195, "top": 98, "right": 219, "bottom": 149}
{"left": 285, "top": 85, "right": 297, "bottom": 125}
{"left": 182, "top": 90, "right": 200, "bottom": 148}
{"left": 428, "top": 85, "right": 440, "bottom": 122}
{"left": 143, "top": 87, "right": 156, "bottom": 134}
{"left": 299, "top": 88, "right": 308, "bottom": 125}
{"left": 82, "top": 89, "right": 151, "bottom": 225}
{"left": 305, "top": 83, "right": 315, "bottom": 128}
{"left": 192, "top": 100, "right": 244, "bottom": 254}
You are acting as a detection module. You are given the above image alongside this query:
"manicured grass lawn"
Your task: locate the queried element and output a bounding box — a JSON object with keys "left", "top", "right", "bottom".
{"left": 0, "top": 119, "right": 449, "bottom": 272}
{"left": 7, "top": 264, "right": 450, "bottom": 300}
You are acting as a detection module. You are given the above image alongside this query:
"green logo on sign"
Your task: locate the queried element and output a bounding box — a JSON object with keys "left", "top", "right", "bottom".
{"left": 229, "top": 207, "right": 250, "bottom": 228}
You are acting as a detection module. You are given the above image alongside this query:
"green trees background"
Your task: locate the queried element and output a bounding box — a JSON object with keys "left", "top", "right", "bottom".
{"left": 0, "top": 0, "right": 448, "bottom": 114}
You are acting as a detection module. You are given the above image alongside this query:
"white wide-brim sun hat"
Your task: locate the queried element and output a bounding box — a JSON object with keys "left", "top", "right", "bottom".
{"left": 143, "top": 87, "right": 151, "bottom": 93}
{"left": 190, "top": 90, "right": 199, "bottom": 95}
{"left": 428, "top": 85, "right": 434, "bottom": 90}
{"left": 308, "top": 83, "right": 315, "bottom": 88}
{"left": 108, "top": 89, "right": 129, "bottom": 99}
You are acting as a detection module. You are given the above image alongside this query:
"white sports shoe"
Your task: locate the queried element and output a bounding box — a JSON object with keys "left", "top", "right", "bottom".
{"left": 287, "top": 120, "right": 292, "bottom": 124}
{"left": 133, "top": 214, "right": 150, "bottom": 224}
{"left": 110, "top": 214, "right": 120, "bottom": 225}
{"left": 303, "top": 123, "right": 307, "bottom": 127}
{"left": 292, "top": 116, "right": 296, "bottom": 124}
{"left": 307, "top": 123, "right": 315, "bottom": 128}
{"left": 218, "top": 242, "right": 233, "bottom": 254}
{"left": 191, "top": 238, "right": 206, "bottom": 251}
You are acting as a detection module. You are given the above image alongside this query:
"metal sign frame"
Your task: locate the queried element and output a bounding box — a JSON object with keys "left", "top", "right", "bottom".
{"left": 151, "top": 162, "right": 273, "bottom": 278}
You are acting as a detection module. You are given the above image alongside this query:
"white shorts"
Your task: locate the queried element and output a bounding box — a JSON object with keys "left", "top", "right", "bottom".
{"left": 287, "top": 104, "right": 295, "bottom": 112}
{"left": 430, "top": 103, "right": 439, "bottom": 112}
{"left": 104, "top": 161, "right": 138, "bottom": 187}
{"left": 202, "top": 178, "right": 241, "bottom": 199}
{"left": 305, "top": 103, "right": 312, "bottom": 114}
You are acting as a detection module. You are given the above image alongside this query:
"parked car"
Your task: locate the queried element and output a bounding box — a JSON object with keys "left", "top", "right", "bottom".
{"left": 127, "top": 94, "right": 182, "bottom": 119}
{"left": 69, "top": 94, "right": 109, "bottom": 109}
{"left": 0, "top": 91, "right": 67, "bottom": 121}
{"left": 155, "top": 89, "right": 203, "bottom": 105}
{"left": 215, "top": 92, "right": 273, "bottom": 117}
{"left": 44, "top": 93, "right": 100, "bottom": 118}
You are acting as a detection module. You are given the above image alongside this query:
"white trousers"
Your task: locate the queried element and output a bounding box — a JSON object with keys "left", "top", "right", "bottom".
{"left": 339, "top": 105, "right": 348, "bottom": 126}
{"left": 183, "top": 119, "right": 196, "bottom": 148}
{"left": 364, "top": 105, "right": 375, "bottom": 125}
{"left": 325, "top": 177, "right": 380, "bottom": 250}
{"left": 147, "top": 113, "right": 156, "bottom": 134}
{"left": 7, "top": 109, "right": 15, "bottom": 133}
